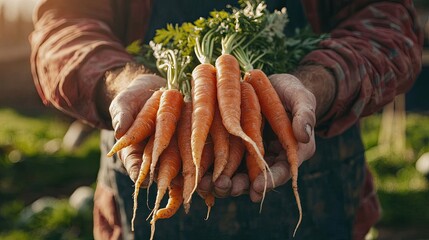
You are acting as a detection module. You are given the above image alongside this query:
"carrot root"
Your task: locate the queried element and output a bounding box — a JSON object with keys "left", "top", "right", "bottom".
{"left": 244, "top": 69, "right": 302, "bottom": 234}
{"left": 148, "top": 89, "right": 183, "bottom": 189}
{"left": 149, "top": 177, "right": 184, "bottom": 240}
{"left": 190, "top": 63, "right": 217, "bottom": 200}
{"left": 130, "top": 136, "right": 155, "bottom": 231}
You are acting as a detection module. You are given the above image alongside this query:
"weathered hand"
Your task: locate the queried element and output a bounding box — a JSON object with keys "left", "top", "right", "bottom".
{"left": 249, "top": 65, "right": 336, "bottom": 202}
{"left": 109, "top": 74, "right": 166, "bottom": 139}
{"left": 117, "top": 142, "right": 145, "bottom": 183}
{"left": 249, "top": 138, "right": 315, "bottom": 202}
{"left": 196, "top": 66, "right": 335, "bottom": 202}
{"left": 98, "top": 64, "right": 165, "bottom": 180}
{"left": 198, "top": 172, "right": 250, "bottom": 198}
{"left": 111, "top": 74, "right": 165, "bottom": 181}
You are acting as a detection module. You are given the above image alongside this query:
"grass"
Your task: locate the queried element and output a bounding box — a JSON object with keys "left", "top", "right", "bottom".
{"left": 0, "top": 108, "right": 100, "bottom": 240}
{"left": 360, "top": 112, "right": 429, "bottom": 233}
{"left": 0, "top": 107, "right": 428, "bottom": 239}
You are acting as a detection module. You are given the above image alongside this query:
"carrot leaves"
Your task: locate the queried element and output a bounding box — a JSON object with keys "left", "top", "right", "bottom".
{"left": 132, "top": 0, "right": 328, "bottom": 76}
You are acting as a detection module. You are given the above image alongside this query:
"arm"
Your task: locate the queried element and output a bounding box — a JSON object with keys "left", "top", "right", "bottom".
{"left": 302, "top": 0, "right": 423, "bottom": 137}
{"left": 248, "top": 0, "right": 423, "bottom": 202}
{"left": 29, "top": 0, "right": 154, "bottom": 129}
{"left": 30, "top": 0, "right": 166, "bottom": 181}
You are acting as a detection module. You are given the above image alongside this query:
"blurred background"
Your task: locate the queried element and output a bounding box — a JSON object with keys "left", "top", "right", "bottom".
{"left": 0, "top": 0, "right": 428, "bottom": 239}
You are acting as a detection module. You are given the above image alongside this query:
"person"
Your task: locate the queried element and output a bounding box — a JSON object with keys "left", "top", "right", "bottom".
{"left": 29, "top": 0, "right": 423, "bottom": 239}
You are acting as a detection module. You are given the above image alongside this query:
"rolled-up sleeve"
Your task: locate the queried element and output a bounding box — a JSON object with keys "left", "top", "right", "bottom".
{"left": 303, "top": 1, "right": 423, "bottom": 137}
{"left": 30, "top": 0, "right": 135, "bottom": 129}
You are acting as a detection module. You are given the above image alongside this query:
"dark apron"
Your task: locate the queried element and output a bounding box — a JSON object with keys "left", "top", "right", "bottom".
{"left": 98, "top": 1, "right": 366, "bottom": 239}
{"left": 99, "top": 123, "right": 365, "bottom": 240}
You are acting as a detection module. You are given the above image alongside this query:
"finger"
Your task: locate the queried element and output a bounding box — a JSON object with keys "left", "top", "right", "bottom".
{"left": 250, "top": 160, "right": 291, "bottom": 203}
{"left": 197, "top": 174, "right": 214, "bottom": 198}
{"left": 118, "top": 142, "right": 144, "bottom": 182}
{"left": 270, "top": 135, "right": 315, "bottom": 165}
{"left": 213, "top": 174, "right": 232, "bottom": 198}
{"left": 110, "top": 97, "right": 139, "bottom": 139}
{"left": 297, "top": 134, "right": 316, "bottom": 162}
{"left": 291, "top": 102, "right": 316, "bottom": 143}
{"left": 109, "top": 76, "right": 166, "bottom": 138}
{"left": 230, "top": 173, "right": 250, "bottom": 197}
{"left": 269, "top": 74, "right": 316, "bottom": 143}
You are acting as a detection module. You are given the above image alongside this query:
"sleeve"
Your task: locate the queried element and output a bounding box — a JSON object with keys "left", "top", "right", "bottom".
{"left": 302, "top": 0, "right": 424, "bottom": 137}
{"left": 29, "top": 0, "right": 136, "bottom": 129}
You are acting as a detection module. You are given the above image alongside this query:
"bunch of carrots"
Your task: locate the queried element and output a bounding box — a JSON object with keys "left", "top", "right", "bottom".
{"left": 108, "top": 1, "right": 327, "bottom": 239}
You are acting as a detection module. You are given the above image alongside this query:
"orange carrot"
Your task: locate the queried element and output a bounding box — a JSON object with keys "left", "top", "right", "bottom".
{"left": 177, "top": 98, "right": 195, "bottom": 213}
{"left": 220, "top": 135, "right": 245, "bottom": 178}
{"left": 148, "top": 89, "right": 184, "bottom": 188}
{"left": 240, "top": 81, "right": 267, "bottom": 181}
{"left": 203, "top": 193, "right": 215, "bottom": 220}
{"left": 150, "top": 176, "right": 184, "bottom": 240}
{"left": 190, "top": 63, "right": 217, "bottom": 198}
{"left": 150, "top": 135, "right": 181, "bottom": 221}
{"left": 199, "top": 138, "right": 215, "bottom": 220}
{"left": 107, "top": 89, "right": 163, "bottom": 157}
{"left": 244, "top": 69, "right": 302, "bottom": 236}
{"left": 240, "top": 80, "right": 271, "bottom": 211}
{"left": 131, "top": 135, "right": 155, "bottom": 231}
{"left": 210, "top": 104, "right": 230, "bottom": 182}
{"left": 215, "top": 54, "right": 265, "bottom": 174}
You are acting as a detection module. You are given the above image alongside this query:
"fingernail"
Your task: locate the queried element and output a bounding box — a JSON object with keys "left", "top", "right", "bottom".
{"left": 305, "top": 123, "right": 312, "bottom": 137}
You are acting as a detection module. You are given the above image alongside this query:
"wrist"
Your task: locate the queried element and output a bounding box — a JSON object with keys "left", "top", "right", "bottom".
{"left": 292, "top": 65, "right": 336, "bottom": 119}
{"left": 95, "top": 63, "right": 152, "bottom": 123}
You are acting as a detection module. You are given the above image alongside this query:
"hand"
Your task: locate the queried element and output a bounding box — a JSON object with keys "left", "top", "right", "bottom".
{"left": 109, "top": 74, "right": 166, "bottom": 139}
{"left": 198, "top": 172, "right": 250, "bottom": 198}
{"left": 197, "top": 66, "right": 335, "bottom": 202}
{"left": 97, "top": 63, "right": 165, "bottom": 180}
{"left": 96, "top": 63, "right": 166, "bottom": 138}
{"left": 118, "top": 142, "right": 145, "bottom": 183}
{"left": 249, "top": 65, "right": 336, "bottom": 202}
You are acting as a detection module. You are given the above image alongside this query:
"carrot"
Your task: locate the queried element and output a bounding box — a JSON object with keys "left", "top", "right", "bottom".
{"left": 190, "top": 63, "right": 217, "bottom": 198}
{"left": 214, "top": 53, "right": 266, "bottom": 176}
{"left": 243, "top": 69, "right": 302, "bottom": 236}
{"left": 220, "top": 135, "right": 245, "bottom": 178}
{"left": 149, "top": 135, "right": 181, "bottom": 221}
{"left": 107, "top": 89, "right": 163, "bottom": 157}
{"left": 150, "top": 176, "right": 184, "bottom": 240}
{"left": 240, "top": 81, "right": 271, "bottom": 210}
{"left": 199, "top": 137, "right": 215, "bottom": 181}
{"left": 148, "top": 89, "right": 184, "bottom": 188}
{"left": 240, "top": 81, "right": 265, "bottom": 181}
{"left": 203, "top": 193, "right": 215, "bottom": 220}
{"left": 199, "top": 137, "right": 215, "bottom": 220}
{"left": 177, "top": 98, "right": 195, "bottom": 213}
{"left": 210, "top": 104, "right": 230, "bottom": 182}
{"left": 131, "top": 135, "right": 155, "bottom": 231}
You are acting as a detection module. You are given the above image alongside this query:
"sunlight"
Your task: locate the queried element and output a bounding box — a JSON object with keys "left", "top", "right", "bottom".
{"left": 0, "top": 0, "right": 37, "bottom": 22}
